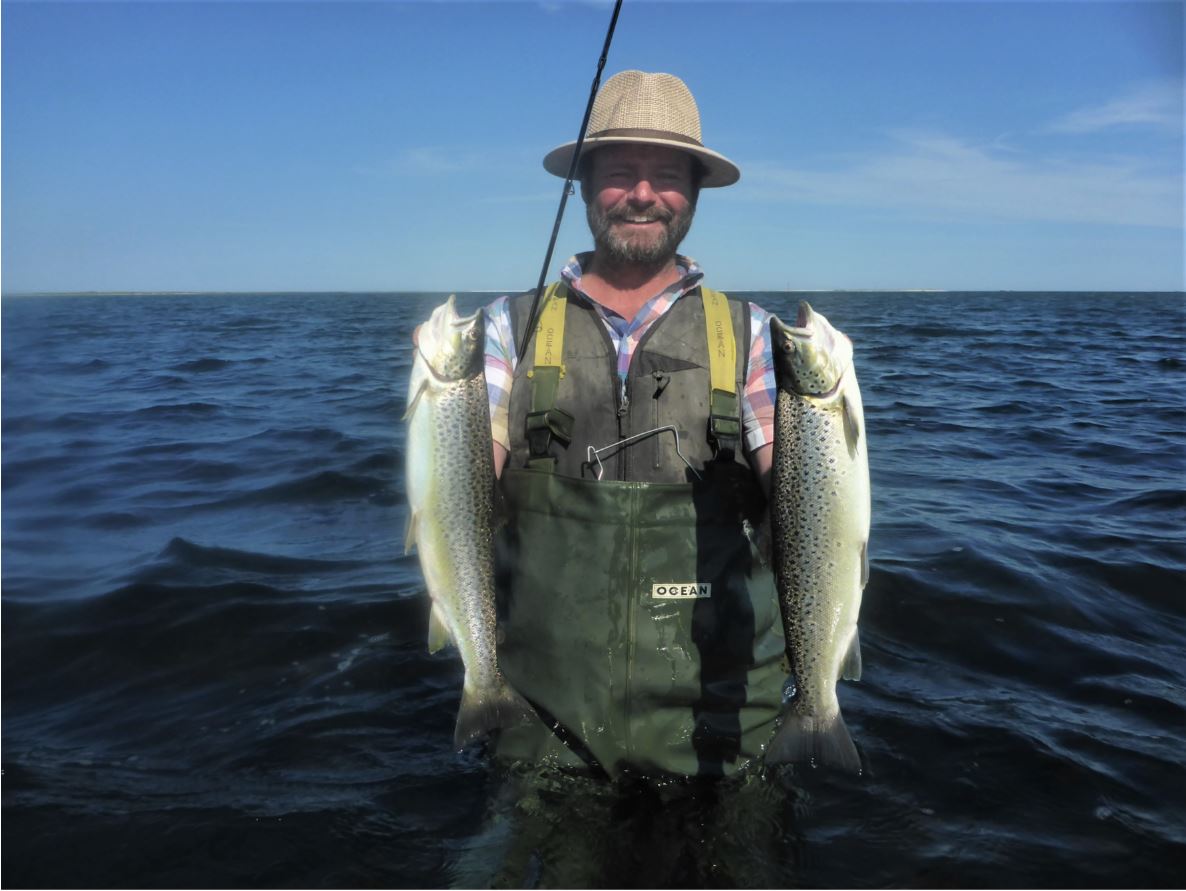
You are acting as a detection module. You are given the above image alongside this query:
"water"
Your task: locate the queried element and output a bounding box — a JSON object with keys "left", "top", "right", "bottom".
{"left": 3, "top": 290, "right": 1184, "bottom": 887}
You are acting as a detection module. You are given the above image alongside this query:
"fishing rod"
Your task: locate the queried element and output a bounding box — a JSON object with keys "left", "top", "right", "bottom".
{"left": 517, "top": 0, "right": 624, "bottom": 363}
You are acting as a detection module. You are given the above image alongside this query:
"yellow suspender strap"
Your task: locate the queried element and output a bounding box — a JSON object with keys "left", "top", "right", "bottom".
{"left": 525, "top": 283, "right": 574, "bottom": 466}
{"left": 532, "top": 282, "right": 567, "bottom": 375}
{"left": 701, "top": 286, "right": 735, "bottom": 395}
{"left": 701, "top": 286, "right": 742, "bottom": 458}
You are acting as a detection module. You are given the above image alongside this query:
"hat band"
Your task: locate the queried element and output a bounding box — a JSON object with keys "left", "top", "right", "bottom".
{"left": 589, "top": 128, "right": 704, "bottom": 148}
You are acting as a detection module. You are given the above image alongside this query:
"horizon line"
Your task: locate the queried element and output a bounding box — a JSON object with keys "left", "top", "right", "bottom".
{"left": 4, "top": 288, "right": 1184, "bottom": 298}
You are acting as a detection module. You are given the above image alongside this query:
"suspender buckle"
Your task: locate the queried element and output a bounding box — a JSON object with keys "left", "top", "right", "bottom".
{"left": 526, "top": 407, "right": 575, "bottom": 464}
{"left": 708, "top": 388, "right": 741, "bottom": 461}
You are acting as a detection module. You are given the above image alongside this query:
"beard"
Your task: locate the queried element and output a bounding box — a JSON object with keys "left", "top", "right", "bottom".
{"left": 586, "top": 199, "right": 696, "bottom": 268}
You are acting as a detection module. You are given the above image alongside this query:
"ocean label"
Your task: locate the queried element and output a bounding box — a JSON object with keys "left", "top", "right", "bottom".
{"left": 651, "top": 582, "right": 712, "bottom": 599}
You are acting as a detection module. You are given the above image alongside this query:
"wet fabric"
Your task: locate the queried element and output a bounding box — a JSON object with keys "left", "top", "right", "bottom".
{"left": 448, "top": 763, "right": 805, "bottom": 889}
{"left": 493, "top": 469, "right": 785, "bottom": 779}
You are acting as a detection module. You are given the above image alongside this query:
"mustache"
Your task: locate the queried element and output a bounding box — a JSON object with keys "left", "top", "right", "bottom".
{"left": 607, "top": 208, "right": 673, "bottom": 224}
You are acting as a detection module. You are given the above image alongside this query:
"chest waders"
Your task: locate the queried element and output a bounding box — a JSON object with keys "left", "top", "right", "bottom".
{"left": 494, "top": 284, "right": 786, "bottom": 779}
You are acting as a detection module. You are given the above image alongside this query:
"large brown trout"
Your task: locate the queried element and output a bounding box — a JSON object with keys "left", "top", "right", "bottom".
{"left": 766, "top": 301, "right": 871, "bottom": 772}
{"left": 404, "top": 295, "right": 531, "bottom": 749}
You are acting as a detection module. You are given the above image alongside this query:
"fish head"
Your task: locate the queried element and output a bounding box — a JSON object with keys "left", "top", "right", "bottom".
{"left": 771, "top": 301, "right": 853, "bottom": 397}
{"left": 417, "top": 295, "right": 486, "bottom": 382}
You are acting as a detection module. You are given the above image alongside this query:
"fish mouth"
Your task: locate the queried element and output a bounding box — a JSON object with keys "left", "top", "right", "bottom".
{"left": 770, "top": 302, "right": 816, "bottom": 342}
{"left": 441, "top": 294, "right": 484, "bottom": 328}
{"left": 416, "top": 296, "right": 485, "bottom": 383}
{"left": 771, "top": 316, "right": 813, "bottom": 344}
{"left": 796, "top": 301, "right": 813, "bottom": 328}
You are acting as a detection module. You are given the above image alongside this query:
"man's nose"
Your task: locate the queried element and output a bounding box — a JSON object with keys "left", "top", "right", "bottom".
{"left": 626, "top": 177, "right": 657, "bottom": 204}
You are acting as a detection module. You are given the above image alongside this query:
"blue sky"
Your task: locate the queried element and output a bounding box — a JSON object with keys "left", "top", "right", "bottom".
{"left": 2, "top": 0, "right": 1182, "bottom": 293}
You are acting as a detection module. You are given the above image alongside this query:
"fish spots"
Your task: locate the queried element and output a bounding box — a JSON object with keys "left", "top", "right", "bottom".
{"left": 771, "top": 369, "right": 868, "bottom": 717}
{"left": 418, "top": 373, "right": 500, "bottom": 682}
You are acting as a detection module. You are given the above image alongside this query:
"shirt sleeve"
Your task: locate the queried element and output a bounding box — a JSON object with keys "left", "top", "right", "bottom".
{"left": 484, "top": 295, "right": 516, "bottom": 451}
{"left": 741, "top": 302, "right": 776, "bottom": 453}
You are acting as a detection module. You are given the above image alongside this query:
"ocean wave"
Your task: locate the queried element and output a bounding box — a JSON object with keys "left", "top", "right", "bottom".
{"left": 171, "top": 357, "right": 235, "bottom": 373}
{"left": 212, "top": 470, "right": 395, "bottom": 507}
{"left": 157, "top": 536, "right": 366, "bottom": 575}
{"left": 84, "top": 510, "right": 150, "bottom": 530}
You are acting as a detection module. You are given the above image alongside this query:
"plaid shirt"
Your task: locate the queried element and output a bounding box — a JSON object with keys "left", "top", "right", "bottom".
{"left": 484, "top": 253, "right": 777, "bottom": 456}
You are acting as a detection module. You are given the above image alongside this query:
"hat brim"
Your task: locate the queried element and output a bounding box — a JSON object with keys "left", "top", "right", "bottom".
{"left": 543, "top": 135, "right": 740, "bottom": 188}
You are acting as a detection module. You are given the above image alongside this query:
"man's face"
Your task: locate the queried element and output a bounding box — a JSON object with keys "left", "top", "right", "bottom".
{"left": 584, "top": 144, "right": 698, "bottom": 267}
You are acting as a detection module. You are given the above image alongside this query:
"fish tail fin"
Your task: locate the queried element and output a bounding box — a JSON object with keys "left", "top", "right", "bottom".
{"left": 766, "top": 708, "right": 862, "bottom": 774}
{"left": 453, "top": 679, "right": 536, "bottom": 750}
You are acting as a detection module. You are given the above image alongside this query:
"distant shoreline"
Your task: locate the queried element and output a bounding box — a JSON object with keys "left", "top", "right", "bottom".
{"left": 3, "top": 289, "right": 1183, "bottom": 299}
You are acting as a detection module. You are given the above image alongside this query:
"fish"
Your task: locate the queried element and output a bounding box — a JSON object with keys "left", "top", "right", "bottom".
{"left": 404, "top": 295, "right": 532, "bottom": 749}
{"left": 765, "top": 301, "right": 871, "bottom": 772}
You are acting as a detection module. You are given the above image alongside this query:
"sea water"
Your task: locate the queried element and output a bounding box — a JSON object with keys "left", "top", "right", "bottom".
{"left": 3, "top": 290, "right": 1184, "bottom": 887}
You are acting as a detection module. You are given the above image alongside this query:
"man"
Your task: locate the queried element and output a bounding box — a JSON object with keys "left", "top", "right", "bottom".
{"left": 481, "top": 70, "right": 787, "bottom": 779}
{"left": 432, "top": 70, "right": 821, "bottom": 885}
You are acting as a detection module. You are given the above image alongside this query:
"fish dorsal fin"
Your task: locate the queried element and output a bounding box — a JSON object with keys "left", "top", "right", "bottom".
{"left": 841, "top": 628, "right": 863, "bottom": 682}
{"left": 428, "top": 602, "right": 453, "bottom": 654}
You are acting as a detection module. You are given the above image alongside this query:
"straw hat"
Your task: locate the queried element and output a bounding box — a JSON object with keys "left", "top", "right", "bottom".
{"left": 542, "top": 70, "right": 740, "bottom": 188}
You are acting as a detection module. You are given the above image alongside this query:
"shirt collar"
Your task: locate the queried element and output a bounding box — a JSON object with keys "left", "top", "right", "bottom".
{"left": 560, "top": 252, "right": 704, "bottom": 308}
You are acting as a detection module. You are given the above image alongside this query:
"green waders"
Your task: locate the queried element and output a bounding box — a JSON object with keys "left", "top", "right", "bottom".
{"left": 489, "top": 284, "right": 786, "bottom": 779}
{"left": 493, "top": 467, "right": 786, "bottom": 779}
{"left": 451, "top": 283, "right": 795, "bottom": 888}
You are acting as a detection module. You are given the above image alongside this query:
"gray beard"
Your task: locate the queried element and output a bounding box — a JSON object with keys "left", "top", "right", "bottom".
{"left": 586, "top": 201, "right": 696, "bottom": 268}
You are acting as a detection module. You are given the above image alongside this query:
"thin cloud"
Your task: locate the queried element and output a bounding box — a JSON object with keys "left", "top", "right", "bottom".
{"left": 396, "top": 147, "right": 486, "bottom": 175}
{"left": 1048, "top": 81, "right": 1183, "bottom": 134}
{"left": 736, "top": 130, "right": 1182, "bottom": 229}
{"left": 535, "top": 0, "right": 616, "bottom": 12}
{"left": 354, "top": 147, "right": 488, "bottom": 177}
{"left": 357, "top": 146, "right": 547, "bottom": 179}
{"left": 476, "top": 190, "right": 562, "bottom": 204}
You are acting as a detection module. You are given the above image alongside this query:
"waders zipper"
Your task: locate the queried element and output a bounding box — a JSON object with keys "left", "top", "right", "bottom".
{"left": 616, "top": 375, "right": 630, "bottom": 478}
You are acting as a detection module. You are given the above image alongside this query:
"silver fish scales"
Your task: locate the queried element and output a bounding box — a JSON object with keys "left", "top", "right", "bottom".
{"left": 766, "top": 301, "right": 871, "bottom": 772}
{"left": 404, "top": 296, "right": 531, "bottom": 749}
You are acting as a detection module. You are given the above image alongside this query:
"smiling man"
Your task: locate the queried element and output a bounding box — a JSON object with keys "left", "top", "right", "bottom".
{"left": 583, "top": 142, "right": 697, "bottom": 278}
{"left": 476, "top": 69, "right": 792, "bottom": 780}
{"left": 428, "top": 68, "right": 823, "bottom": 888}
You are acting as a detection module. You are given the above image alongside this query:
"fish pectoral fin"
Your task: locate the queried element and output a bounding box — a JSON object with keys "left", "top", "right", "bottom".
{"left": 860, "top": 540, "right": 870, "bottom": 589}
{"left": 402, "top": 381, "right": 428, "bottom": 422}
{"left": 427, "top": 602, "right": 453, "bottom": 654}
{"left": 841, "top": 393, "right": 862, "bottom": 458}
{"left": 404, "top": 510, "right": 419, "bottom": 554}
{"left": 841, "top": 628, "right": 863, "bottom": 682}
